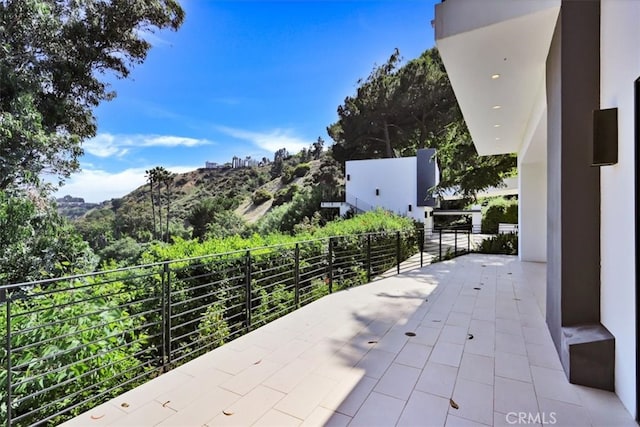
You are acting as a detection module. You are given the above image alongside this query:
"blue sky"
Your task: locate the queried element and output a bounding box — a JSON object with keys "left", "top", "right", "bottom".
{"left": 61, "top": 0, "right": 438, "bottom": 202}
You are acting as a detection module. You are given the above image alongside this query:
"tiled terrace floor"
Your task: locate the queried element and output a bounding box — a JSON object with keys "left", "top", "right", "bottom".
{"left": 65, "top": 254, "right": 635, "bottom": 427}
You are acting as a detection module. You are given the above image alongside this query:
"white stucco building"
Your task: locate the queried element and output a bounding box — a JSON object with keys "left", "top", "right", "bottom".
{"left": 321, "top": 148, "right": 440, "bottom": 227}
{"left": 435, "top": 0, "right": 638, "bottom": 419}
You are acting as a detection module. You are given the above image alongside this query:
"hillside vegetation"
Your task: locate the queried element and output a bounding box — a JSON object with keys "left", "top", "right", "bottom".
{"left": 73, "top": 148, "right": 344, "bottom": 263}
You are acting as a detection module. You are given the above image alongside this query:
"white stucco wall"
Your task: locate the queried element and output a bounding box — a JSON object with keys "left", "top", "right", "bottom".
{"left": 600, "top": 0, "right": 639, "bottom": 416}
{"left": 518, "top": 162, "right": 547, "bottom": 262}
{"left": 345, "top": 158, "right": 425, "bottom": 222}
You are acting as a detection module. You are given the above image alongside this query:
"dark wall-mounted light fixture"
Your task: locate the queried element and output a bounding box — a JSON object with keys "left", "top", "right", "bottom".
{"left": 346, "top": 174, "right": 350, "bottom": 181}
{"left": 408, "top": 204, "right": 412, "bottom": 212}
{"left": 592, "top": 107, "right": 618, "bottom": 166}
{"left": 375, "top": 188, "right": 380, "bottom": 196}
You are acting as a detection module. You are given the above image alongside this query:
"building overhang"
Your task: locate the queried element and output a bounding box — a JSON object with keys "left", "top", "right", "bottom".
{"left": 434, "top": 0, "right": 560, "bottom": 156}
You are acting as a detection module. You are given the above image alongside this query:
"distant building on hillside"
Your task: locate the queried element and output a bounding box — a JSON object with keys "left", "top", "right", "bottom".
{"left": 206, "top": 156, "right": 271, "bottom": 170}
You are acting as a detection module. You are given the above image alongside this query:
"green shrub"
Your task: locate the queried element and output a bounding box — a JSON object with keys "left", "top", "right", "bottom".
{"left": 294, "top": 163, "right": 310, "bottom": 177}
{"left": 481, "top": 197, "right": 518, "bottom": 233}
{"left": 477, "top": 233, "right": 518, "bottom": 255}
{"left": 280, "top": 165, "right": 295, "bottom": 184}
{"left": 273, "top": 185, "right": 299, "bottom": 207}
{"left": 0, "top": 279, "right": 147, "bottom": 425}
{"left": 252, "top": 189, "right": 272, "bottom": 205}
{"left": 197, "top": 302, "right": 230, "bottom": 348}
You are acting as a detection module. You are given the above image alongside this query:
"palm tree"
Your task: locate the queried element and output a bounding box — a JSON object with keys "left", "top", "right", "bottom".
{"left": 145, "top": 169, "right": 157, "bottom": 240}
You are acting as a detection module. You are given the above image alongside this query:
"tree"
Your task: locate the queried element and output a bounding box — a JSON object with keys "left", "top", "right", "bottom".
{"left": 0, "top": 190, "right": 97, "bottom": 284}
{"left": 187, "top": 198, "right": 218, "bottom": 241}
{"left": 145, "top": 168, "right": 158, "bottom": 239}
{"left": 146, "top": 166, "right": 173, "bottom": 242}
{"left": 329, "top": 49, "right": 405, "bottom": 160}
{"left": 270, "top": 148, "right": 290, "bottom": 178}
{"left": 312, "top": 137, "right": 325, "bottom": 160}
{"left": 0, "top": 0, "right": 184, "bottom": 191}
{"left": 328, "top": 48, "right": 516, "bottom": 200}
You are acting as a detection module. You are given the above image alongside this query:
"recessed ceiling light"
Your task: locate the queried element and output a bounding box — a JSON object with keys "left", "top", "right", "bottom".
{"left": 491, "top": 74, "right": 500, "bottom": 79}
{"left": 495, "top": 137, "right": 501, "bottom": 141}
{"left": 492, "top": 105, "right": 502, "bottom": 109}
{"left": 494, "top": 124, "right": 501, "bottom": 128}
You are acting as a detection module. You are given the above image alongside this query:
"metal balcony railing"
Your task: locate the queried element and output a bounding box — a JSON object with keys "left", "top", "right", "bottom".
{"left": 0, "top": 226, "right": 477, "bottom": 426}
{"left": 1, "top": 230, "right": 426, "bottom": 426}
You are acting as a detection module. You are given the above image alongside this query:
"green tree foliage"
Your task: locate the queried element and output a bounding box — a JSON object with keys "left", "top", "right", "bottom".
{"left": 255, "top": 188, "right": 323, "bottom": 235}
{"left": 0, "top": 0, "right": 185, "bottom": 190}
{"left": 272, "top": 185, "right": 298, "bottom": 207}
{"left": 0, "top": 279, "right": 145, "bottom": 425}
{"left": 270, "top": 148, "right": 289, "bottom": 178}
{"left": 481, "top": 197, "right": 518, "bottom": 234}
{"left": 197, "top": 302, "right": 230, "bottom": 348}
{"left": 328, "top": 48, "right": 516, "bottom": 200}
{"left": 478, "top": 233, "right": 518, "bottom": 255}
{"left": 74, "top": 208, "right": 115, "bottom": 250}
{"left": 204, "top": 211, "right": 247, "bottom": 240}
{"left": 97, "top": 236, "right": 146, "bottom": 266}
{"left": 0, "top": 190, "right": 97, "bottom": 284}
{"left": 187, "top": 198, "right": 218, "bottom": 240}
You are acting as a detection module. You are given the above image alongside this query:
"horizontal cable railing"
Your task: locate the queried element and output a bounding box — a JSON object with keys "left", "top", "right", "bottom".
{"left": 1, "top": 229, "right": 427, "bottom": 426}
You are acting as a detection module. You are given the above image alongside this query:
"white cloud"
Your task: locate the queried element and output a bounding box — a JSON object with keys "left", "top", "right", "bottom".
{"left": 57, "top": 165, "right": 200, "bottom": 203}
{"left": 134, "top": 28, "right": 171, "bottom": 47}
{"left": 83, "top": 133, "right": 212, "bottom": 158}
{"left": 216, "top": 126, "right": 309, "bottom": 153}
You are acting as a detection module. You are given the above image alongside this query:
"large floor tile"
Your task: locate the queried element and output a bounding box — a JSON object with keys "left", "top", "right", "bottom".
{"left": 530, "top": 365, "right": 581, "bottom": 406}
{"left": 274, "top": 373, "right": 337, "bottom": 419}
{"left": 494, "top": 351, "right": 531, "bottom": 383}
{"left": 430, "top": 341, "right": 464, "bottom": 367}
{"left": 394, "top": 341, "right": 432, "bottom": 369}
{"left": 449, "top": 378, "right": 494, "bottom": 425}
{"left": 207, "top": 385, "right": 285, "bottom": 426}
{"left": 301, "top": 407, "right": 351, "bottom": 427}
{"left": 158, "top": 386, "right": 240, "bottom": 426}
{"left": 355, "top": 348, "right": 396, "bottom": 379}
{"left": 414, "top": 361, "right": 458, "bottom": 399}
{"left": 397, "top": 390, "right": 449, "bottom": 427}
{"left": 253, "top": 409, "right": 302, "bottom": 427}
{"left": 320, "top": 374, "right": 377, "bottom": 417}
{"left": 219, "top": 358, "right": 282, "bottom": 395}
{"left": 349, "top": 391, "right": 406, "bottom": 427}
{"left": 494, "top": 376, "right": 539, "bottom": 416}
{"left": 458, "top": 353, "right": 494, "bottom": 386}
{"left": 373, "top": 363, "right": 421, "bottom": 400}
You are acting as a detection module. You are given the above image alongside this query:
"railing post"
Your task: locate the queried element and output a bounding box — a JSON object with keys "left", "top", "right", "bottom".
{"left": 245, "top": 250, "right": 252, "bottom": 332}
{"left": 328, "top": 238, "right": 333, "bottom": 293}
{"left": 366, "top": 234, "right": 372, "bottom": 282}
{"left": 439, "top": 229, "right": 443, "bottom": 260}
{"left": 396, "top": 231, "right": 401, "bottom": 274}
{"left": 294, "top": 244, "right": 300, "bottom": 308}
{"left": 420, "top": 227, "right": 425, "bottom": 268}
{"left": 162, "top": 262, "right": 172, "bottom": 370}
{"left": 467, "top": 230, "right": 471, "bottom": 253}
{"left": 454, "top": 229, "right": 458, "bottom": 255}
{"left": 5, "top": 290, "right": 12, "bottom": 426}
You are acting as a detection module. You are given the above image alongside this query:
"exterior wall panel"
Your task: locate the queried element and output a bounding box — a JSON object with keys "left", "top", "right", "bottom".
{"left": 600, "top": 0, "right": 639, "bottom": 416}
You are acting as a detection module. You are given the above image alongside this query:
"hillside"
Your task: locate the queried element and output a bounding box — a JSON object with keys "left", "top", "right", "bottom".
{"left": 73, "top": 152, "right": 341, "bottom": 250}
